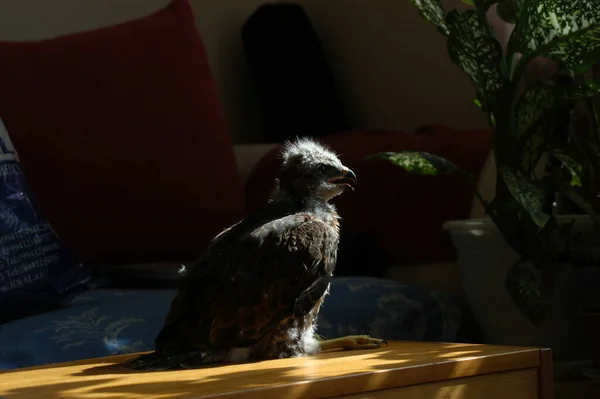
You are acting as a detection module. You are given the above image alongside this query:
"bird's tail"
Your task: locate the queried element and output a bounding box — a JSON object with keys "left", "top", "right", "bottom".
{"left": 126, "top": 350, "right": 227, "bottom": 371}
{"left": 126, "top": 351, "right": 185, "bottom": 371}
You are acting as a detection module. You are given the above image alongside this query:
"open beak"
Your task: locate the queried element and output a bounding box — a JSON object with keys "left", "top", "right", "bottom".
{"left": 329, "top": 166, "right": 357, "bottom": 191}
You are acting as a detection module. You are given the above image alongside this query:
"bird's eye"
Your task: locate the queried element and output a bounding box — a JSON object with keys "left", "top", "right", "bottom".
{"left": 317, "top": 164, "right": 329, "bottom": 173}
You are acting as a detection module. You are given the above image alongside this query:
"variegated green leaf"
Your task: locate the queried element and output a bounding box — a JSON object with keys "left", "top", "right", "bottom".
{"left": 446, "top": 10, "right": 505, "bottom": 98}
{"left": 506, "top": 260, "right": 545, "bottom": 326}
{"left": 515, "top": 80, "right": 600, "bottom": 168}
{"left": 552, "top": 150, "right": 583, "bottom": 186}
{"left": 561, "top": 187, "right": 600, "bottom": 223}
{"left": 501, "top": 167, "right": 551, "bottom": 227}
{"left": 566, "top": 80, "right": 600, "bottom": 104}
{"left": 373, "top": 151, "right": 459, "bottom": 176}
{"left": 463, "top": 0, "right": 504, "bottom": 5}
{"left": 516, "top": 80, "right": 600, "bottom": 137}
{"left": 515, "top": 81, "right": 557, "bottom": 139}
{"left": 486, "top": 195, "right": 530, "bottom": 255}
{"left": 522, "top": 123, "right": 550, "bottom": 173}
{"left": 508, "top": 0, "right": 600, "bottom": 72}
{"left": 410, "top": 0, "right": 450, "bottom": 36}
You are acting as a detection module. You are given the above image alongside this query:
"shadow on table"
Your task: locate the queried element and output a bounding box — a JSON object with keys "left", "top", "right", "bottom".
{"left": 1, "top": 344, "right": 505, "bottom": 399}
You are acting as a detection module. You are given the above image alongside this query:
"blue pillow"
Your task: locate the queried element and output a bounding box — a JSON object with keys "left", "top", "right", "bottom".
{"left": 0, "top": 118, "right": 91, "bottom": 323}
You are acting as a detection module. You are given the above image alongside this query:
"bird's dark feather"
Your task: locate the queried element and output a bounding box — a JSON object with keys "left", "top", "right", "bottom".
{"left": 132, "top": 200, "right": 339, "bottom": 369}
{"left": 128, "top": 137, "right": 354, "bottom": 371}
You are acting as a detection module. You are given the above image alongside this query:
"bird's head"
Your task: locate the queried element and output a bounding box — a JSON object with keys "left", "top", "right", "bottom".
{"left": 274, "top": 137, "right": 356, "bottom": 202}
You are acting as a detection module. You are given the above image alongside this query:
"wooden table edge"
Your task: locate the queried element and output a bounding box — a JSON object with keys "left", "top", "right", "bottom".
{"left": 209, "top": 349, "right": 545, "bottom": 399}
{"left": 538, "top": 348, "right": 554, "bottom": 399}
{"left": 0, "top": 343, "right": 550, "bottom": 399}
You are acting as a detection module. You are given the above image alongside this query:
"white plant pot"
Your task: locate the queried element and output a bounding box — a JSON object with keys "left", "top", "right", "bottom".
{"left": 443, "top": 215, "right": 594, "bottom": 362}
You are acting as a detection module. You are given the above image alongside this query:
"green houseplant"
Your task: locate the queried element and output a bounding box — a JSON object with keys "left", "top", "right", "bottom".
{"left": 373, "top": 0, "right": 600, "bottom": 359}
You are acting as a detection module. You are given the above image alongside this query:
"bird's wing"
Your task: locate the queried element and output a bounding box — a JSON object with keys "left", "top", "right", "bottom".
{"left": 155, "top": 212, "right": 338, "bottom": 354}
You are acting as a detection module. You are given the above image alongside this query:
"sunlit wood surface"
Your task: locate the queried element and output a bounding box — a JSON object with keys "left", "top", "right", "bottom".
{"left": 0, "top": 341, "right": 550, "bottom": 399}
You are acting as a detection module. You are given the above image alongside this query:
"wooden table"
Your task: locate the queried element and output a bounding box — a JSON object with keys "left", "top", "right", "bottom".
{"left": 0, "top": 341, "right": 553, "bottom": 399}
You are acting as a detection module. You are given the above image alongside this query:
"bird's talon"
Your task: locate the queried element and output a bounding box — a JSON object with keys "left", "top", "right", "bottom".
{"left": 350, "top": 335, "right": 387, "bottom": 350}
{"left": 318, "top": 335, "right": 387, "bottom": 351}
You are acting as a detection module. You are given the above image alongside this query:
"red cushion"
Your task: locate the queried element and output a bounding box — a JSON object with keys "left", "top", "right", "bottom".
{"left": 0, "top": 0, "right": 246, "bottom": 264}
{"left": 245, "top": 127, "right": 491, "bottom": 265}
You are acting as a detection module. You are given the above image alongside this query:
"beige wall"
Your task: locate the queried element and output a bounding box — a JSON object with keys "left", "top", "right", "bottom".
{"left": 297, "top": 0, "right": 486, "bottom": 133}
{"left": 0, "top": 0, "right": 487, "bottom": 144}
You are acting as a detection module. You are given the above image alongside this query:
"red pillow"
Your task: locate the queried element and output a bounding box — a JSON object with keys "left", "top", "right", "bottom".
{"left": 0, "top": 0, "right": 246, "bottom": 265}
{"left": 245, "top": 127, "right": 491, "bottom": 266}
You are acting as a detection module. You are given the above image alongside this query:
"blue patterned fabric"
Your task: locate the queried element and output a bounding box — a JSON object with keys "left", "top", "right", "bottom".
{"left": 0, "top": 118, "right": 91, "bottom": 324}
{"left": 0, "top": 277, "right": 461, "bottom": 370}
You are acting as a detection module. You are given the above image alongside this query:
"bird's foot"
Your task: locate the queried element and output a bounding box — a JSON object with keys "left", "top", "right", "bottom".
{"left": 318, "top": 335, "right": 387, "bottom": 351}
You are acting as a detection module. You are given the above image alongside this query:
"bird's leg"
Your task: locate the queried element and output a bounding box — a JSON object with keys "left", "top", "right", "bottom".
{"left": 317, "top": 335, "right": 387, "bottom": 351}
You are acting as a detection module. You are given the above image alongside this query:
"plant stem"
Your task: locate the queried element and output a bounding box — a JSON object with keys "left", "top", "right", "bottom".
{"left": 458, "top": 170, "right": 490, "bottom": 213}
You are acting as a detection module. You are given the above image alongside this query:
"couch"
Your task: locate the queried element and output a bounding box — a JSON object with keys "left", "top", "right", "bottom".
{"left": 0, "top": 0, "right": 492, "bottom": 370}
{"left": 0, "top": 135, "right": 474, "bottom": 369}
